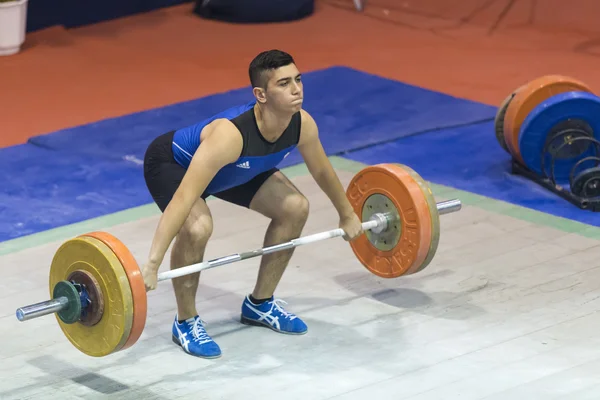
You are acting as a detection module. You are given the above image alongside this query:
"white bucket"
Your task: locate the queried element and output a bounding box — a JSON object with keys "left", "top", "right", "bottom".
{"left": 0, "top": 0, "right": 28, "bottom": 56}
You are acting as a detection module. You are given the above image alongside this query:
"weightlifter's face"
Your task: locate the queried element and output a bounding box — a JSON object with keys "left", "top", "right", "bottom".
{"left": 264, "top": 64, "right": 304, "bottom": 113}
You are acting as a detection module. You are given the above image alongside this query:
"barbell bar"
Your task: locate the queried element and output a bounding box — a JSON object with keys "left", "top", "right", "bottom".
{"left": 16, "top": 198, "right": 460, "bottom": 323}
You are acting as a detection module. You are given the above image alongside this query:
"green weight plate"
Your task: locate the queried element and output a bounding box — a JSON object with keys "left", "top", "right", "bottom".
{"left": 53, "top": 280, "right": 81, "bottom": 324}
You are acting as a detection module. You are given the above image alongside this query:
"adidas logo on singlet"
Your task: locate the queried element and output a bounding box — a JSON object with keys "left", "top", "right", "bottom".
{"left": 236, "top": 161, "right": 250, "bottom": 169}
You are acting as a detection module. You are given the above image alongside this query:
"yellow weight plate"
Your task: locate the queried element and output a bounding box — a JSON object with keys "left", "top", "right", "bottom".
{"left": 49, "top": 236, "right": 134, "bottom": 357}
{"left": 396, "top": 164, "right": 441, "bottom": 273}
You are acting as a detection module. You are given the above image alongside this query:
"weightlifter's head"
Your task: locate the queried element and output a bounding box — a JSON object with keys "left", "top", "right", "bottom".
{"left": 249, "top": 49, "right": 303, "bottom": 114}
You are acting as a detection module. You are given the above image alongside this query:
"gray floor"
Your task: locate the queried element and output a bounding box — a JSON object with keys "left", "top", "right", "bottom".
{"left": 2, "top": 169, "right": 600, "bottom": 399}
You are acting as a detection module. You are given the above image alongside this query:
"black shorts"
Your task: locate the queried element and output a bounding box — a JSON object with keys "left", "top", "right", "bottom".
{"left": 143, "top": 130, "right": 278, "bottom": 211}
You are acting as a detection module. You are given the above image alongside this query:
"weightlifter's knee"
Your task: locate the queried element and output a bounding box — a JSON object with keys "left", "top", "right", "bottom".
{"left": 277, "top": 193, "right": 309, "bottom": 227}
{"left": 173, "top": 201, "right": 213, "bottom": 264}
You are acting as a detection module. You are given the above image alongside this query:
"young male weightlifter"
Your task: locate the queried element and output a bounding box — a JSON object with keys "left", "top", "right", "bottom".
{"left": 141, "top": 49, "right": 363, "bottom": 358}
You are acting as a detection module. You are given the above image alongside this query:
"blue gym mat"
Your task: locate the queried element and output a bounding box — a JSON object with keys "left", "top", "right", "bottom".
{"left": 0, "top": 144, "right": 151, "bottom": 240}
{"left": 344, "top": 121, "right": 600, "bottom": 227}
{"left": 0, "top": 65, "right": 502, "bottom": 243}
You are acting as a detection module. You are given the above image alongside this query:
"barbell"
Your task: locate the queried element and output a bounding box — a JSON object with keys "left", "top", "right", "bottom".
{"left": 15, "top": 163, "right": 461, "bottom": 357}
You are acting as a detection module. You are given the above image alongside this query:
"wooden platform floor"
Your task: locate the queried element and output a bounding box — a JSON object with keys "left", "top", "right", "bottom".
{"left": 1, "top": 159, "right": 599, "bottom": 399}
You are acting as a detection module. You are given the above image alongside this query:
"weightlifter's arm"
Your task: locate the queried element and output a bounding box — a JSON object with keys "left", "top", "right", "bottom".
{"left": 297, "top": 110, "right": 363, "bottom": 240}
{"left": 143, "top": 121, "right": 242, "bottom": 285}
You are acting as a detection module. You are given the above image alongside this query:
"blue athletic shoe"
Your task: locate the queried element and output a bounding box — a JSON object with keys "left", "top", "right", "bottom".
{"left": 172, "top": 315, "right": 222, "bottom": 358}
{"left": 240, "top": 295, "right": 308, "bottom": 335}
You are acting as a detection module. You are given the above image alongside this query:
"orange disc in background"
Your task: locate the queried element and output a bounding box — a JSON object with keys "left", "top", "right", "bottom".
{"left": 78, "top": 231, "right": 147, "bottom": 351}
{"left": 503, "top": 75, "right": 593, "bottom": 165}
{"left": 345, "top": 163, "right": 433, "bottom": 278}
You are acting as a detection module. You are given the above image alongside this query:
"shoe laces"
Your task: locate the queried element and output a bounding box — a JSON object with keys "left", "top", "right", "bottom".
{"left": 270, "top": 298, "right": 297, "bottom": 321}
{"left": 188, "top": 318, "right": 213, "bottom": 345}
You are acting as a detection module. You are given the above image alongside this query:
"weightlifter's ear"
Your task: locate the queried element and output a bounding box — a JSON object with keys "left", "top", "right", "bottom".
{"left": 253, "top": 86, "right": 267, "bottom": 104}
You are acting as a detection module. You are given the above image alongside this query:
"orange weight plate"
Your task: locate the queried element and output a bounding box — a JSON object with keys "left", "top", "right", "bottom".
{"left": 346, "top": 163, "right": 432, "bottom": 278}
{"left": 79, "top": 231, "right": 147, "bottom": 351}
{"left": 503, "top": 75, "right": 592, "bottom": 164}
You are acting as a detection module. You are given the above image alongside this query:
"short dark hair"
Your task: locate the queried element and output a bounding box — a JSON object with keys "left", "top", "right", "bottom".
{"left": 249, "top": 49, "right": 295, "bottom": 88}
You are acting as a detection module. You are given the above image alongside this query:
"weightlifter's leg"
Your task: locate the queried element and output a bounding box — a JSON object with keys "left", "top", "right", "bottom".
{"left": 169, "top": 197, "right": 222, "bottom": 358}
{"left": 143, "top": 130, "right": 220, "bottom": 358}
{"left": 171, "top": 197, "right": 212, "bottom": 321}
{"left": 169, "top": 197, "right": 221, "bottom": 358}
{"left": 248, "top": 171, "right": 309, "bottom": 300}
{"left": 242, "top": 171, "right": 310, "bottom": 335}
